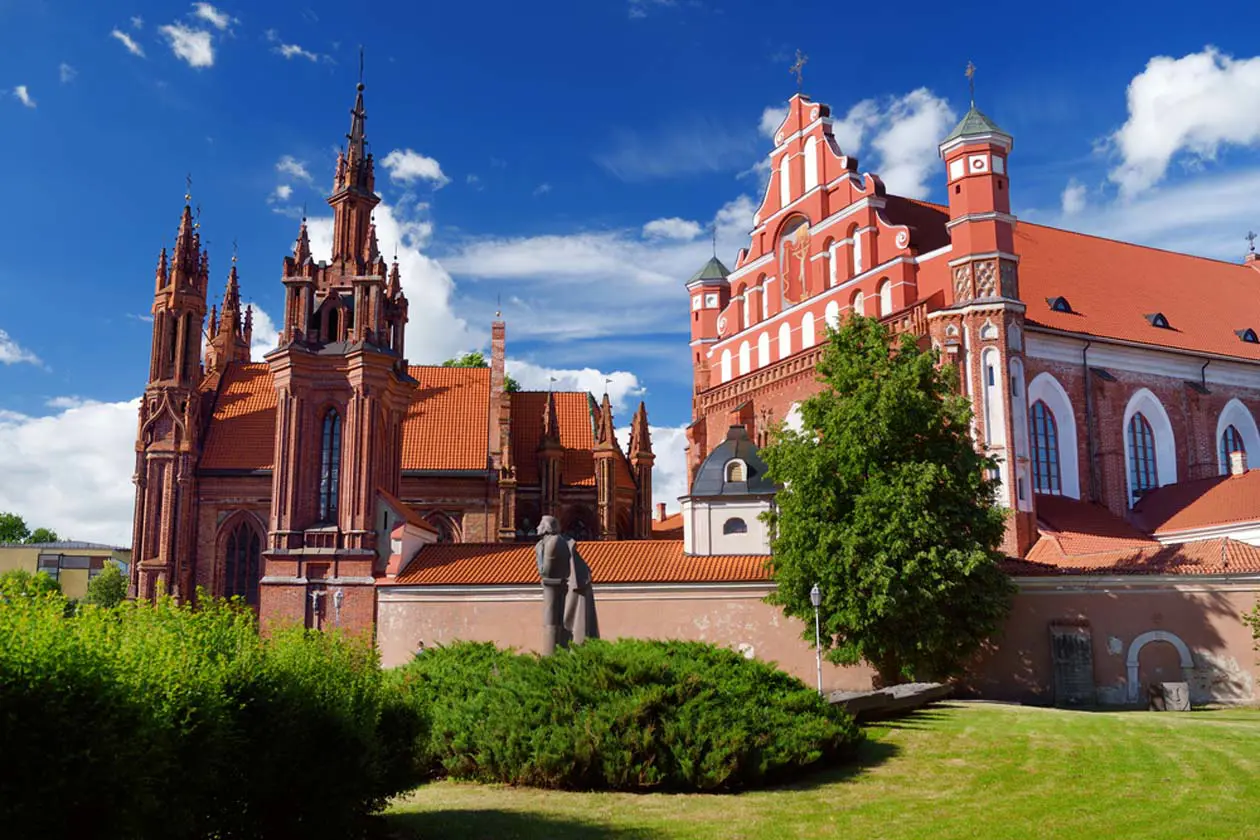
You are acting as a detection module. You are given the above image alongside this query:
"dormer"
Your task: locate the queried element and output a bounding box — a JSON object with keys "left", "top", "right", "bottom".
{"left": 1047, "top": 296, "right": 1073, "bottom": 314}
{"left": 1145, "top": 312, "right": 1171, "bottom": 330}
{"left": 1237, "top": 328, "right": 1259, "bottom": 344}
{"left": 680, "top": 425, "right": 776, "bottom": 556}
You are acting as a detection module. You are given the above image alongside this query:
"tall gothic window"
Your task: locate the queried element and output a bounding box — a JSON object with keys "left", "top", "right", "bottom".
{"left": 1221, "top": 424, "right": 1246, "bottom": 470}
{"left": 1029, "top": 400, "right": 1061, "bottom": 495}
{"left": 1128, "top": 412, "right": 1158, "bottom": 502}
{"left": 225, "top": 521, "right": 262, "bottom": 607}
{"left": 319, "top": 410, "right": 342, "bottom": 522}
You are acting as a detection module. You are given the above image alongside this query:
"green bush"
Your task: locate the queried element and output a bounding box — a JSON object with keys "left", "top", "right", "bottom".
{"left": 395, "top": 638, "right": 859, "bottom": 792}
{"left": 0, "top": 591, "right": 426, "bottom": 840}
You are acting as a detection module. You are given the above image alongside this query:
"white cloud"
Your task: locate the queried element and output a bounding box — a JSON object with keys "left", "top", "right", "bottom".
{"left": 829, "top": 99, "right": 879, "bottom": 155}
{"left": 244, "top": 303, "right": 279, "bottom": 360}
{"left": 275, "top": 43, "right": 319, "bottom": 62}
{"left": 616, "top": 423, "right": 689, "bottom": 511}
{"left": 1110, "top": 47, "right": 1260, "bottom": 197}
{"left": 0, "top": 399, "right": 139, "bottom": 545}
{"left": 533, "top": 182, "right": 552, "bottom": 196}
{"left": 595, "top": 117, "right": 763, "bottom": 182}
{"left": 643, "top": 217, "right": 702, "bottom": 241}
{"left": 1029, "top": 166, "right": 1260, "bottom": 262}
{"left": 59, "top": 63, "right": 76, "bottom": 83}
{"left": 306, "top": 202, "right": 476, "bottom": 362}
{"left": 192, "top": 3, "right": 234, "bottom": 30}
{"left": 13, "top": 86, "right": 35, "bottom": 108}
{"left": 110, "top": 28, "right": 145, "bottom": 57}
{"left": 627, "top": 0, "right": 676, "bottom": 19}
{"left": 867, "top": 89, "right": 956, "bottom": 199}
{"left": 759, "top": 105, "right": 787, "bottom": 139}
{"left": 443, "top": 194, "right": 754, "bottom": 342}
{"left": 0, "top": 329, "right": 40, "bottom": 365}
{"left": 269, "top": 184, "right": 293, "bottom": 202}
{"left": 381, "top": 148, "right": 450, "bottom": 188}
{"left": 1061, "top": 179, "right": 1087, "bottom": 216}
{"left": 159, "top": 23, "right": 214, "bottom": 68}
{"left": 507, "top": 360, "right": 643, "bottom": 414}
{"left": 276, "top": 154, "right": 312, "bottom": 182}
{"left": 130, "top": 15, "right": 144, "bottom": 29}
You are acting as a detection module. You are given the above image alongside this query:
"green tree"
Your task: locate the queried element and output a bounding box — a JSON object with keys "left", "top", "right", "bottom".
{"left": 760, "top": 315, "right": 1015, "bottom": 684}
{"left": 0, "top": 512, "right": 29, "bottom": 543}
{"left": 0, "top": 569, "right": 62, "bottom": 599}
{"left": 442, "top": 351, "right": 521, "bottom": 393}
{"left": 83, "top": 562, "right": 128, "bottom": 608}
{"left": 27, "top": 527, "right": 59, "bottom": 544}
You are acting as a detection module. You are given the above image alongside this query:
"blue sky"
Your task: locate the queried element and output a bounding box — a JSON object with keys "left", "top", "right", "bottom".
{"left": 2, "top": 0, "right": 1260, "bottom": 542}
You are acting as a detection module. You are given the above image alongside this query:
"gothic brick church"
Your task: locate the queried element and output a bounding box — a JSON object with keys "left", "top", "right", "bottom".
{"left": 129, "top": 80, "right": 657, "bottom": 631}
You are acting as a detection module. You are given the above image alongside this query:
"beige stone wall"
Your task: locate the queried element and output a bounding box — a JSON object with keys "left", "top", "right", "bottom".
{"left": 378, "top": 575, "right": 1260, "bottom": 705}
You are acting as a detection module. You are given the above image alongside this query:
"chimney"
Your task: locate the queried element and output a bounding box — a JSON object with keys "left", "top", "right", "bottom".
{"left": 1230, "top": 450, "right": 1248, "bottom": 476}
{"left": 655, "top": 502, "right": 666, "bottom": 521}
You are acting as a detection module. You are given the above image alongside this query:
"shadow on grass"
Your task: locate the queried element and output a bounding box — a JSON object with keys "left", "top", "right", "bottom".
{"left": 378, "top": 809, "right": 664, "bottom": 840}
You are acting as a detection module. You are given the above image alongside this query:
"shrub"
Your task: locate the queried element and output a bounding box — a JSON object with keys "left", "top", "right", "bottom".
{"left": 82, "top": 561, "right": 128, "bottom": 608}
{"left": 0, "top": 592, "right": 425, "bottom": 840}
{"left": 395, "top": 638, "right": 859, "bottom": 792}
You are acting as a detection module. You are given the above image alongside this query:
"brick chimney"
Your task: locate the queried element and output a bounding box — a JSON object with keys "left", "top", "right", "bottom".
{"left": 655, "top": 502, "right": 666, "bottom": 521}
{"left": 1230, "top": 450, "right": 1248, "bottom": 476}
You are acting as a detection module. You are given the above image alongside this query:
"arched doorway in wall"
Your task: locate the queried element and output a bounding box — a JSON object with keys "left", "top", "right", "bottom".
{"left": 1125, "top": 630, "right": 1194, "bottom": 702}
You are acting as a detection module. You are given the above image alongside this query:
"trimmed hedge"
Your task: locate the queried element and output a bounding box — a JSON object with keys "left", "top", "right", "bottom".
{"left": 394, "top": 638, "right": 859, "bottom": 792}
{"left": 0, "top": 591, "right": 425, "bottom": 840}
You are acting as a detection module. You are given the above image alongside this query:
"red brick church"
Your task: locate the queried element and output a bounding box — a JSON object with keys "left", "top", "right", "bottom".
{"left": 129, "top": 80, "right": 658, "bottom": 631}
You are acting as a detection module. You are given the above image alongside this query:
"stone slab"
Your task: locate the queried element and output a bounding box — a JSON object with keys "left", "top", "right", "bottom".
{"left": 1148, "top": 681, "right": 1191, "bottom": 712}
{"left": 829, "top": 682, "right": 953, "bottom": 721}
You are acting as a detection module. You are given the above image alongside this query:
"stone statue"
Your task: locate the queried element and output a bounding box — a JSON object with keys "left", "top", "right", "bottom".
{"left": 535, "top": 516, "right": 599, "bottom": 654}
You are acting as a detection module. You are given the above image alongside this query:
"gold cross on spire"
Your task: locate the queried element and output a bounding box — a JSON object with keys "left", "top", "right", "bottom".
{"left": 790, "top": 50, "right": 808, "bottom": 92}
{"left": 965, "top": 60, "right": 977, "bottom": 107}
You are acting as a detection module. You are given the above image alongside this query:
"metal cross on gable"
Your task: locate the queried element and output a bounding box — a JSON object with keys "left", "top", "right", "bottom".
{"left": 965, "top": 60, "right": 977, "bottom": 107}
{"left": 789, "top": 50, "right": 808, "bottom": 91}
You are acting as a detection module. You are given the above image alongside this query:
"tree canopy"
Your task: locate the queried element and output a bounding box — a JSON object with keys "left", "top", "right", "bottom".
{"left": 759, "top": 315, "right": 1015, "bottom": 683}
{"left": 442, "top": 352, "right": 520, "bottom": 393}
{"left": 0, "top": 512, "right": 59, "bottom": 544}
{"left": 83, "top": 562, "right": 129, "bottom": 608}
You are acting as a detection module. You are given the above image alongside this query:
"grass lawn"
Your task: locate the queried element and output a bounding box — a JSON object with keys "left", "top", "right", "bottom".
{"left": 384, "top": 701, "right": 1260, "bottom": 840}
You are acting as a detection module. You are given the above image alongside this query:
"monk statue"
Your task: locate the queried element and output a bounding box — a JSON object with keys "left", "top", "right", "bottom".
{"left": 535, "top": 516, "right": 600, "bottom": 654}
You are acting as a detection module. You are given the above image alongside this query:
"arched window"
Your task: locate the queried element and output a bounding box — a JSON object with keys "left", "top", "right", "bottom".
{"left": 779, "top": 155, "right": 791, "bottom": 207}
{"left": 851, "top": 290, "right": 865, "bottom": 316}
{"left": 778, "top": 323, "right": 791, "bottom": 360}
{"left": 1221, "top": 424, "right": 1245, "bottom": 469}
{"left": 318, "top": 409, "right": 342, "bottom": 522}
{"left": 1128, "top": 412, "right": 1158, "bottom": 501}
{"left": 824, "top": 300, "right": 840, "bottom": 330}
{"left": 738, "top": 341, "right": 751, "bottom": 375}
{"left": 846, "top": 224, "right": 859, "bottom": 277}
{"left": 852, "top": 226, "right": 863, "bottom": 274}
{"left": 801, "top": 312, "right": 816, "bottom": 348}
{"left": 725, "top": 460, "right": 746, "bottom": 482}
{"left": 827, "top": 239, "right": 838, "bottom": 287}
{"left": 327, "top": 307, "right": 341, "bottom": 343}
{"left": 804, "top": 136, "right": 819, "bottom": 191}
{"left": 878, "top": 279, "right": 893, "bottom": 317}
{"left": 1029, "top": 401, "right": 1061, "bottom": 495}
{"left": 720, "top": 350, "right": 732, "bottom": 382}
{"left": 224, "top": 520, "right": 262, "bottom": 607}
{"left": 757, "top": 332, "right": 770, "bottom": 367}
{"left": 722, "top": 517, "right": 748, "bottom": 535}
{"left": 426, "top": 513, "right": 458, "bottom": 543}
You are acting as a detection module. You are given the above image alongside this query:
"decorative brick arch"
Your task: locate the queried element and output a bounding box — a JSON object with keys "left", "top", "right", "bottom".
{"left": 1028, "top": 372, "right": 1080, "bottom": 500}
{"left": 216, "top": 510, "right": 267, "bottom": 605}
{"left": 1125, "top": 630, "right": 1193, "bottom": 702}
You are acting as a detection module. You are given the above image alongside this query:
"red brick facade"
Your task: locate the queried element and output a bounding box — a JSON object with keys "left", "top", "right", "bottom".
{"left": 687, "top": 92, "right": 1260, "bottom": 556}
{"left": 129, "top": 80, "right": 658, "bottom": 633}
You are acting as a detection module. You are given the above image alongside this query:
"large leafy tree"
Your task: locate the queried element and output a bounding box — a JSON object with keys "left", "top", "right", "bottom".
{"left": 761, "top": 315, "right": 1015, "bottom": 684}
{"left": 0, "top": 512, "right": 59, "bottom": 544}
{"left": 442, "top": 351, "right": 521, "bottom": 393}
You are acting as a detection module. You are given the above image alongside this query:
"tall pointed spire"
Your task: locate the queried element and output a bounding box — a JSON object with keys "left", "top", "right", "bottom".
{"left": 328, "top": 68, "right": 379, "bottom": 262}
{"left": 595, "top": 393, "right": 616, "bottom": 448}
{"left": 628, "top": 401, "right": 652, "bottom": 457}
{"left": 293, "top": 217, "right": 311, "bottom": 264}
{"left": 542, "top": 391, "right": 560, "bottom": 443}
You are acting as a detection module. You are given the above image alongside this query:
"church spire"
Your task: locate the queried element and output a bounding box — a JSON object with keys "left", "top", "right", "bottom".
{"left": 594, "top": 392, "right": 617, "bottom": 449}
{"left": 293, "top": 217, "right": 311, "bottom": 264}
{"left": 628, "top": 401, "right": 652, "bottom": 457}
{"left": 205, "top": 257, "right": 251, "bottom": 375}
{"left": 328, "top": 68, "right": 380, "bottom": 263}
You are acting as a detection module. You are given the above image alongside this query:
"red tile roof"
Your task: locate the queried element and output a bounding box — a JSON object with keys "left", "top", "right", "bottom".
{"left": 202, "top": 363, "right": 278, "bottom": 470}
{"left": 1033, "top": 494, "right": 1156, "bottom": 555}
{"left": 402, "top": 366, "right": 490, "bottom": 471}
{"left": 1016, "top": 223, "right": 1260, "bottom": 363}
{"left": 1016, "top": 536, "right": 1260, "bottom": 576}
{"left": 652, "top": 512, "right": 683, "bottom": 540}
{"left": 1131, "top": 470, "right": 1260, "bottom": 535}
{"left": 509, "top": 392, "right": 598, "bottom": 486}
{"left": 392, "top": 540, "right": 771, "bottom": 586}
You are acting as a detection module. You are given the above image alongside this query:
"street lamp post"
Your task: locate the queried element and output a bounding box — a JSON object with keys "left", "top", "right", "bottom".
{"left": 809, "top": 583, "right": 822, "bottom": 696}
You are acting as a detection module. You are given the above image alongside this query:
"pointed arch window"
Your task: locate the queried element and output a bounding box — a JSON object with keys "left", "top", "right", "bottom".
{"left": 318, "top": 409, "right": 342, "bottom": 522}
{"left": 224, "top": 520, "right": 262, "bottom": 607}
{"left": 1029, "top": 400, "right": 1061, "bottom": 495}
{"left": 1128, "top": 412, "right": 1158, "bottom": 501}
{"left": 1221, "top": 424, "right": 1245, "bottom": 470}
